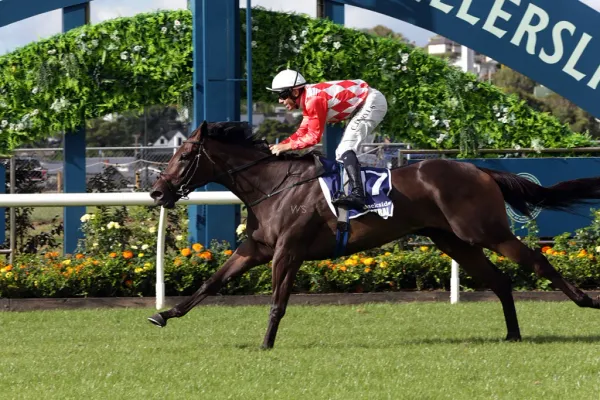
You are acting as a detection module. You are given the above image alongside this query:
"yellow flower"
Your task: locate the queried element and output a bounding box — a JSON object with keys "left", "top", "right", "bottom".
{"left": 379, "top": 261, "right": 388, "bottom": 269}
{"left": 134, "top": 267, "right": 144, "bottom": 273}
{"left": 344, "top": 259, "right": 357, "bottom": 266}
{"left": 62, "top": 259, "right": 71, "bottom": 266}
{"left": 144, "top": 262, "right": 152, "bottom": 269}
{"left": 138, "top": 253, "right": 145, "bottom": 258}
{"left": 420, "top": 246, "right": 429, "bottom": 252}
{"left": 5, "top": 272, "right": 13, "bottom": 279}
{"left": 351, "top": 255, "right": 360, "bottom": 261}
{"left": 192, "top": 243, "right": 204, "bottom": 252}
{"left": 384, "top": 252, "right": 392, "bottom": 256}
{"left": 0, "top": 268, "right": 5, "bottom": 273}
{"left": 363, "top": 258, "right": 374, "bottom": 266}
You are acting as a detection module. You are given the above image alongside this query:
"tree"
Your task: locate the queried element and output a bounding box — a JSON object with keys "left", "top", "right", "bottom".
{"left": 85, "top": 105, "right": 190, "bottom": 147}
{"left": 361, "top": 25, "right": 413, "bottom": 46}
{"left": 255, "top": 118, "right": 301, "bottom": 144}
{"left": 492, "top": 67, "right": 600, "bottom": 137}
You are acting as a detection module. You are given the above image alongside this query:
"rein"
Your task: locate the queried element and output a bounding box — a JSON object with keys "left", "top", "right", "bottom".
{"left": 166, "top": 138, "right": 322, "bottom": 208}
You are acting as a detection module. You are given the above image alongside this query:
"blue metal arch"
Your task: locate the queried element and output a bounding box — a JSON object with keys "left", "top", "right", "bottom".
{"left": 0, "top": 0, "right": 89, "bottom": 28}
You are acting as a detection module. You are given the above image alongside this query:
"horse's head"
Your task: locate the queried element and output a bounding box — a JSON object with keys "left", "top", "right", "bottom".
{"left": 150, "top": 120, "right": 267, "bottom": 208}
{"left": 150, "top": 121, "right": 214, "bottom": 208}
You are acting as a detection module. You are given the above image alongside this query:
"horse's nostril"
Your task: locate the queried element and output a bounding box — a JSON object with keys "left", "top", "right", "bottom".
{"left": 150, "top": 190, "right": 163, "bottom": 200}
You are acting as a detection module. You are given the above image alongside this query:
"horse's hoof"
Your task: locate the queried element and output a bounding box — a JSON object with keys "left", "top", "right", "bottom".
{"left": 148, "top": 313, "right": 167, "bottom": 328}
{"left": 260, "top": 344, "right": 273, "bottom": 351}
{"left": 505, "top": 334, "right": 522, "bottom": 342}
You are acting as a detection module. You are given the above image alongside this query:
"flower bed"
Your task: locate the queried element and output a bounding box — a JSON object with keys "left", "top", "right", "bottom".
{"left": 2, "top": 205, "right": 600, "bottom": 299}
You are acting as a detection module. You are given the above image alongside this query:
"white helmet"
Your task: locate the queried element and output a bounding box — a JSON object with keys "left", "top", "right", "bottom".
{"left": 266, "top": 69, "right": 307, "bottom": 92}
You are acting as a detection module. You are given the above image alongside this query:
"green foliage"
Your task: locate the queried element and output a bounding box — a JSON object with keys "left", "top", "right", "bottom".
{"left": 0, "top": 10, "right": 193, "bottom": 153}
{"left": 0, "top": 8, "right": 593, "bottom": 155}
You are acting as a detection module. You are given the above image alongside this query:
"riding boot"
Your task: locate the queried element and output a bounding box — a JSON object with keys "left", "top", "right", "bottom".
{"left": 332, "top": 150, "right": 367, "bottom": 210}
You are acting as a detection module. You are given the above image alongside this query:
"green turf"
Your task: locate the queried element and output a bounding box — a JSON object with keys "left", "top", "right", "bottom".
{"left": 2, "top": 302, "right": 600, "bottom": 399}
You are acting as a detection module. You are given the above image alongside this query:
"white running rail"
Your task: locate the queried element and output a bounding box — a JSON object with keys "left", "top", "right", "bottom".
{"left": 0, "top": 192, "right": 461, "bottom": 309}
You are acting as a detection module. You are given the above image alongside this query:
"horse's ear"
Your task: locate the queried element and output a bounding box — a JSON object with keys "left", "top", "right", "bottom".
{"left": 192, "top": 120, "right": 208, "bottom": 139}
{"left": 199, "top": 120, "right": 208, "bottom": 137}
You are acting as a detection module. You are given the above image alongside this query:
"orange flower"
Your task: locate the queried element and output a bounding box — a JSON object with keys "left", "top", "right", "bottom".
{"left": 192, "top": 243, "right": 204, "bottom": 252}
{"left": 4, "top": 265, "right": 12, "bottom": 272}
{"left": 75, "top": 253, "right": 85, "bottom": 260}
{"left": 181, "top": 248, "right": 192, "bottom": 257}
{"left": 364, "top": 267, "right": 371, "bottom": 273}
{"left": 199, "top": 251, "right": 212, "bottom": 260}
{"left": 109, "top": 252, "right": 117, "bottom": 258}
{"left": 223, "top": 250, "right": 233, "bottom": 256}
{"left": 122, "top": 250, "right": 134, "bottom": 259}
{"left": 125, "top": 280, "right": 133, "bottom": 287}
{"left": 541, "top": 246, "right": 552, "bottom": 253}
{"left": 339, "top": 266, "right": 347, "bottom": 272}
{"left": 174, "top": 257, "right": 183, "bottom": 266}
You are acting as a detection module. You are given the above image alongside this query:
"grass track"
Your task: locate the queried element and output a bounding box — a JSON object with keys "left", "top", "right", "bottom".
{"left": 2, "top": 302, "right": 600, "bottom": 399}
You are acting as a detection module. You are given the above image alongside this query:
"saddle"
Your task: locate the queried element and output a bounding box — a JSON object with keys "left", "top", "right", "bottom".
{"left": 316, "top": 156, "right": 394, "bottom": 258}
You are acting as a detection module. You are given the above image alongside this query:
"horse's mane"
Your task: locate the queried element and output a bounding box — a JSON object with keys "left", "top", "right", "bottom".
{"left": 201, "top": 121, "right": 323, "bottom": 161}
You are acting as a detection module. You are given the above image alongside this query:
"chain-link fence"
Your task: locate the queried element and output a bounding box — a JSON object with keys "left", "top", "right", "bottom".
{"left": 12, "top": 143, "right": 411, "bottom": 193}
{"left": 13, "top": 146, "right": 177, "bottom": 193}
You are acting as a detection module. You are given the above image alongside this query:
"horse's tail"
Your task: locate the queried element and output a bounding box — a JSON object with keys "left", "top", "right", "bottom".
{"left": 478, "top": 167, "right": 600, "bottom": 217}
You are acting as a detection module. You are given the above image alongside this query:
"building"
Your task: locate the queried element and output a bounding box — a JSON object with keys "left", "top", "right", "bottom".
{"left": 153, "top": 129, "right": 187, "bottom": 148}
{"left": 426, "top": 35, "right": 500, "bottom": 80}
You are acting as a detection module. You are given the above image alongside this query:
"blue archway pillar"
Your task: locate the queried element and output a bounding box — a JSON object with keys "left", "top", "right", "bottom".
{"left": 187, "top": 0, "right": 240, "bottom": 249}
{"left": 321, "top": 1, "right": 345, "bottom": 160}
{"left": 62, "top": 2, "right": 89, "bottom": 254}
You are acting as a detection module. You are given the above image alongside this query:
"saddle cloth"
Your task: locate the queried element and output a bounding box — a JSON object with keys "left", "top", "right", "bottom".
{"left": 317, "top": 157, "right": 394, "bottom": 219}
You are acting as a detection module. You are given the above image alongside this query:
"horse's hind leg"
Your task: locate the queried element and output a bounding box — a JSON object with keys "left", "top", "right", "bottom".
{"left": 491, "top": 237, "right": 600, "bottom": 309}
{"left": 425, "top": 229, "right": 521, "bottom": 341}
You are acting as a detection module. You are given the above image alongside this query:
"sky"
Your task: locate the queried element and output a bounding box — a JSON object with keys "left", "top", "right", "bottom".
{"left": 0, "top": 0, "right": 599, "bottom": 55}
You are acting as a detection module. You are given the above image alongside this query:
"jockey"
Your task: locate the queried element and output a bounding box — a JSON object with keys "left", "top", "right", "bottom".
{"left": 267, "top": 69, "right": 388, "bottom": 210}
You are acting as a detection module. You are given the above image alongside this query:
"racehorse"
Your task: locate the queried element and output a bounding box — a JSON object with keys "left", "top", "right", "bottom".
{"left": 148, "top": 121, "right": 600, "bottom": 349}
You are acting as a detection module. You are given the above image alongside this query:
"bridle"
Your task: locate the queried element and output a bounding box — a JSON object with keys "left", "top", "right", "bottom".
{"left": 159, "top": 138, "right": 321, "bottom": 208}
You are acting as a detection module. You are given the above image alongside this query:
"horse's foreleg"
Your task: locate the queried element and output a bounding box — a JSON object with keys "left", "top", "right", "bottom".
{"left": 148, "top": 240, "right": 272, "bottom": 327}
{"left": 261, "top": 252, "right": 302, "bottom": 350}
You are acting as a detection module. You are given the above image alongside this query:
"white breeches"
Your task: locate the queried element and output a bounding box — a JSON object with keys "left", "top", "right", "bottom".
{"left": 335, "top": 88, "right": 388, "bottom": 161}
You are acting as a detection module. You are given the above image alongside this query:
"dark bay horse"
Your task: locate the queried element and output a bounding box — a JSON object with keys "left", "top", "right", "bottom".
{"left": 148, "top": 121, "right": 600, "bottom": 349}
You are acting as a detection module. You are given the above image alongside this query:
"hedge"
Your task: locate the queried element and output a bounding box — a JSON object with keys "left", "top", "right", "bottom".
{"left": 0, "top": 8, "right": 592, "bottom": 154}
